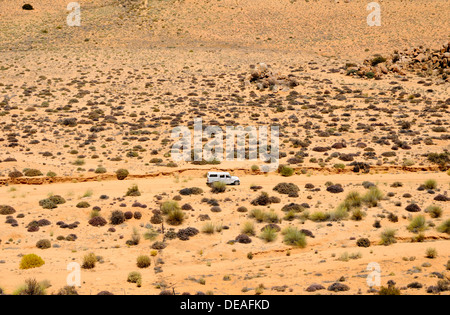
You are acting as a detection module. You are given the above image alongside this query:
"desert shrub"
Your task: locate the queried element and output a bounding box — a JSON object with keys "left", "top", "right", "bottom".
{"left": 166, "top": 208, "right": 185, "bottom": 226}
{"left": 310, "top": 211, "right": 330, "bottom": 222}
{"left": 76, "top": 201, "right": 90, "bottom": 209}
{"left": 371, "top": 55, "right": 387, "bottom": 66}
{"left": 282, "top": 227, "right": 307, "bottom": 248}
{"left": 365, "top": 71, "right": 375, "bottom": 79}
{"left": 343, "top": 191, "right": 362, "bottom": 208}
{"left": 20, "top": 254, "right": 45, "bottom": 270}
{"left": 241, "top": 221, "right": 255, "bottom": 236}
{"left": 426, "top": 248, "right": 437, "bottom": 259}
{"left": 116, "top": 169, "right": 129, "bottom": 180}
{"left": 427, "top": 152, "right": 450, "bottom": 170}
{"left": 432, "top": 127, "right": 447, "bottom": 132}
{"left": 211, "top": 181, "right": 226, "bottom": 193}
{"left": 391, "top": 181, "right": 403, "bottom": 188}
{"left": 249, "top": 209, "right": 264, "bottom": 222}
{"left": 434, "top": 194, "right": 449, "bottom": 202}
{"left": 0, "top": 205, "right": 16, "bottom": 215}
{"left": 412, "top": 233, "right": 426, "bottom": 243}
{"left": 128, "top": 228, "right": 141, "bottom": 246}
{"left": 264, "top": 210, "right": 279, "bottom": 223}
{"left": 237, "top": 206, "right": 248, "bottom": 213}
{"left": 36, "top": 239, "right": 51, "bottom": 249}
{"left": 426, "top": 205, "right": 442, "bottom": 218}
{"left": 380, "top": 228, "right": 397, "bottom": 246}
{"left": 48, "top": 195, "right": 66, "bottom": 205}
{"left": 22, "top": 4, "right": 34, "bottom": 10}
{"left": 278, "top": 165, "right": 294, "bottom": 177}
{"left": 134, "top": 211, "right": 142, "bottom": 220}
{"left": 39, "top": 198, "right": 57, "bottom": 209}
{"left": 283, "top": 210, "right": 296, "bottom": 221}
{"left": 405, "top": 203, "right": 421, "bottom": 213}
{"left": 124, "top": 211, "right": 133, "bottom": 220}
{"left": 281, "top": 203, "right": 304, "bottom": 213}
{"left": 251, "top": 192, "right": 271, "bottom": 206}
{"left": 329, "top": 206, "right": 349, "bottom": 221}
{"left": 150, "top": 213, "right": 163, "bottom": 225}
{"left": 81, "top": 253, "right": 97, "bottom": 269}
{"left": 91, "top": 208, "right": 101, "bottom": 218}
{"left": 161, "top": 200, "right": 180, "bottom": 215}
{"left": 248, "top": 209, "right": 277, "bottom": 223}
{"left": 273, "top": 183, "right": 300, "bottom": 197}
{"left": 351, "top": 208, "right": 366, "bottom": 221}
{"left": 14, "top": 279, "right": 46, "bottom": 295}
{"left": 437, "top": 219, "right": 450, "bottom": 234}
{"left": 379, "top": 284, "right": 401, "bottom": 295}
{"left": 260, "top": 226, "right": 278, "bottom": 242}
{"left": 110, "top": 210, "right": 125, "bottom": 225}
{"left": 407, "top": 215, "right": 427, "bottom": 233}
{"left": 251, "top": 165, "right": 260, "bottom": 172}
{"left": 402, "top": 159, "right": 415, "bottom": 167}
{"left": 95, "top": 167, "right": 107, "bottom": 174}
{"left": 179, "top": 188, "right": 192, "bottom": 196}
{"left": 235, "top": 234, "right": 252, "bottom": 244}
{"left": 55, "top": 286, "right": 79, "bottom": 295}
{"left": 88, "top": 216, "right": 107, "bottom": 227}
{"left": 126, "top": 184, "right": 141, "bottom": 197}
{"left": 136, "top": 255, "right": 151, "bottom": 268}
{"left": 202, "top": 222, "right": 216, "bottom": 234}
{"left": 423, "top": 179, "right": 437, "bottom": 190}
{"left": 388, "top": 213, "right": 399, "bottom": 222}
{"left": 356, "top": 238, "right": 371, "bottom": 248}
{"left": 362, "top": 186, "right": 384, "bottom": 207}
{"left": 269, "top": 196, "right": 281, "bottom": 204}
{"left": 73, "top": 159, "right": 85, "bottom": 166}
{"left": 24, "top": 169, "right": 43, "bottom": 177}
{"left": 436, "top": 280, "right": 449, "bottom": 292}
{"left": 180, "top": 187, "right": 203, "bottom": 195}
{"left": 8, "top": 170, "right": 23, "bottom": 178}
{"left": 127, "top": 272, "right": 142, "bottom": 284}
{"left": 327, "top": 184, "right": 344, "bottom": 194}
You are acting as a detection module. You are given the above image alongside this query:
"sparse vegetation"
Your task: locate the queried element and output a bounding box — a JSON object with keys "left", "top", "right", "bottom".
{"left": 136, "top": 255, "right": 151, "bottom": 268}
{"left": 116, "top": 169, "right": 129, "bottom": 180}
{"left": 437, "top": 219, "right": 450, "bottom": 234}
{"left": 211, "top": 181, "right": 227, "bottom": 193}
{"left": 260, "top": 226, "right": 278, "bottom": 242}
{"left": 380, "top": 228, "right": 397, "bottom": 246}
{"left": 282, "top": 227, "right": 307, "bottom": 248}
{"left": 20, "top": 254, "right": 45, "bottom": 270}
{"left": 81, "top": 253, "right": 97, "bottom": 269}
{"left": 407, "top": 215, "right": 427, "bottom": 233}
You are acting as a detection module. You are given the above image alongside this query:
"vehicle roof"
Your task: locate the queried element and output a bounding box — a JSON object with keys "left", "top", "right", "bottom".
{"left": 207, "top": 171, "right": 230, "bottom": 175}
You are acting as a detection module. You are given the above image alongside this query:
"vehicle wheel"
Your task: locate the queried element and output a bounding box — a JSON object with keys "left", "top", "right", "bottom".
{"left": 235, "top": 181, "right": 240, "bottom": 186}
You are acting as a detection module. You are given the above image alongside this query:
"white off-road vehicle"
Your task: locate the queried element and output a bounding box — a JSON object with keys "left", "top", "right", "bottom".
{"left": 207, "top": 172, "right": 240, "bottom": 186}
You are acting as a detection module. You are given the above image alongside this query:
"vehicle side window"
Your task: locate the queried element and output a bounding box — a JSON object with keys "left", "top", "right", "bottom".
{"left": 209, "top": 174, "right": 217, "bottom": 178}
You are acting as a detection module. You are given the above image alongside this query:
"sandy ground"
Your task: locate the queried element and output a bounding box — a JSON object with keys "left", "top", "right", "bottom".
{"left": 0, "top": 0, "right": 449, "bottom": 295}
